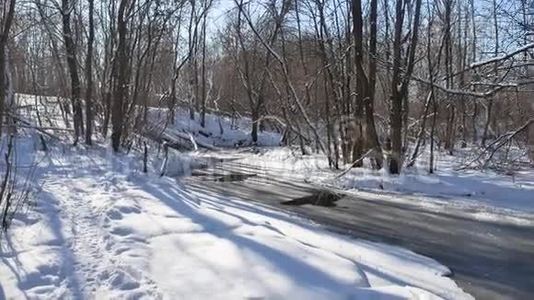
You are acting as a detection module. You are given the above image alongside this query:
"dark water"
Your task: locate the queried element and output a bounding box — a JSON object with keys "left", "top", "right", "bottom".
{"left": 281, "top": 190, "right": 343, "bottom": 207}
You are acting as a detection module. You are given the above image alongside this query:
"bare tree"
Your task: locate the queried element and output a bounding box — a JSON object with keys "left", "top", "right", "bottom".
{"left": 85, "top": 0, "right": 95, "bottom": 145}
{"left": 111, "top": 0, "right": 135, "bottom": 152}
{"left": 388, "top": 0, "right": 423, "bottom": 174}
{"left": 351, "top": 0, "right": 383, "bottom": 169}
{"left": 61, "top": 0, "right": 84, "bottom": 144}
{"left": 0, "top": 0, "right": 16, "bottom": 135}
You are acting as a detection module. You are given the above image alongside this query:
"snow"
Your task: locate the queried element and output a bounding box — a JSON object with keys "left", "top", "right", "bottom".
{"left": 469, "top": 42, "right": 534, "bottom": 69}
{"left": 147, "top": 106, "right": 282, "bottom": 148}
{"left": 233, "top": 147, "right": 534, "bottom": 225}
{"left": 0, "top": 136, "right": 471, "bottom": 299}
{"left": 332, "top": 150, "right": 534, "bottom": 220}
{"left": 0, "top": 94, "right": 477, "bottom": 298}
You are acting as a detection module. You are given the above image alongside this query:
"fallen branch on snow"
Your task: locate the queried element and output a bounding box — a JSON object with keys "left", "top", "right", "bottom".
{"left": 334, "top": 149, "right": 374, "bottom": 179}
{"left": 458, "top": 118, "right": 534, "bottom": 170}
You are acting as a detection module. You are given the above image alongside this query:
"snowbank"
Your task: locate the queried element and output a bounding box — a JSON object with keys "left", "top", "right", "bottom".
{"left": 147, "top": 107, "right": 282, "bottom": 148}
{"left": 333, "top": 150, "right": 534, "bottom": 216}
{"left": 234, "top": 147, "right": 534, "bottom": 223}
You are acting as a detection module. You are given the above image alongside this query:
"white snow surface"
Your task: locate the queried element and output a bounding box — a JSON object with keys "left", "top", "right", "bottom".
{"left": 0, "top": 137, "right": 471, "bottom": 299}
{"left": 147, "top": 106, "right": 282, "bottom": 148}
{"left": 236, "top": 147, "right": 534, "bottom": 225}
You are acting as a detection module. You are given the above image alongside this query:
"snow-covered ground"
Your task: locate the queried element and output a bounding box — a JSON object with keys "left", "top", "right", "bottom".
{"left": 0, "top": 134, "right": 471, "bottom": 299}
{"left": 7, "top": 94, "right": 521, "bottom": 298}
{"left": 234, "top": 147, "right": 534, "bottom": 225}
{"left": 147, "top": 101, "right": 534, "bottom": 223}
{"left": 150, "top": 101, "right": 534, "bottom": 221}
{"left": 147, "top": 106, "right": 282, "bottom": 148}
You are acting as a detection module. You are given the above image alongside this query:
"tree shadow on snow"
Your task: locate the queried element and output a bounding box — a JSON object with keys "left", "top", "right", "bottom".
{"left": 0, "top": 190, "right": 83, "bottom": 299}
{"left": 138, "top": 177, "right": 408, "bottom": 298}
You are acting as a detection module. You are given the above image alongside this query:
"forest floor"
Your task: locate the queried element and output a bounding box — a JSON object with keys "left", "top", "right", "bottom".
{"left": 0, "top": 136, "right": 471, "bottom": 299}
{"left": 2, "top": 98, "right": 532, "bottom": 299}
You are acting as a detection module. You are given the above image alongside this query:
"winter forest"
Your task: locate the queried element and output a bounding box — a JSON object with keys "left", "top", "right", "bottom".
{"left": 0, "top": 0, "right": 533, "bottom": 299}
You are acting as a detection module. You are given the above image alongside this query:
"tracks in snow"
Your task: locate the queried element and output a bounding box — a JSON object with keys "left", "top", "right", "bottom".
{"left": 42, "top": 163, "right": 162, "bottom": 298}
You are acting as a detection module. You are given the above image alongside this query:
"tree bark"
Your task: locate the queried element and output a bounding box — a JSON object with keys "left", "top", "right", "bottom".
{"left": 111, "top": 0, "right": 133, "bottom": 152}
{"left": 0, "top": 0, "right": 16, "bottom": 136}
{"left": 389, "top": 0, "right": 422, "bottom": 174}
{"left": 351, "top": 0, "right": 383, "bottom": 169}
{"left": 61, "top": 0, "right": 84, "bottom": 145}
{"left": 85, "top": 0, "right": 95, "bottom": 145}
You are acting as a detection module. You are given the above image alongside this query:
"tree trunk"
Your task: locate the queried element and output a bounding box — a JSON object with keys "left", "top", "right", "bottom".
{"left": 351, "top": 0, "right": 383, "bottom": 169}
{"left": 482, "top": 99, "right": 493, "bottom": 146}
{"left": 111, "top": 0, "right": 133, "bottom": 152}
{"left": 84, "top": 0, "right": 95, "bottom": 145}
{"left": 365, "top": 0, "right": 383, "bottom": 169}
{"left": 0, "top": 0, "right": 16, "bottom": 136}
{"left": 251, "top": 109, "right": 258, "bottom": 144}
{"left": 388, "top": 0, "right": 422, "bottom": 174}
{"left": 200, "top": 10, "right": 207, "bottom": 127}
{"left": 388, "top": 0, "right": 406, "bottom": 174}
{"left": 62, "top": 0, "right": 84, "bottom": 145}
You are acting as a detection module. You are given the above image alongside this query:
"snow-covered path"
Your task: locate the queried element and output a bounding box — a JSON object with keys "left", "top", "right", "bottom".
{"left": 0, "top": 146, "right": 470, "bottom": 299}
{"left": 42, "top": 171, "right": 162, "bottom": 297}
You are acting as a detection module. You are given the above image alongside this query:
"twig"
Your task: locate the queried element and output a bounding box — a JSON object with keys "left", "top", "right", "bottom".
{"left": 334, "top": 149, "right": 373, "bottom": 178}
